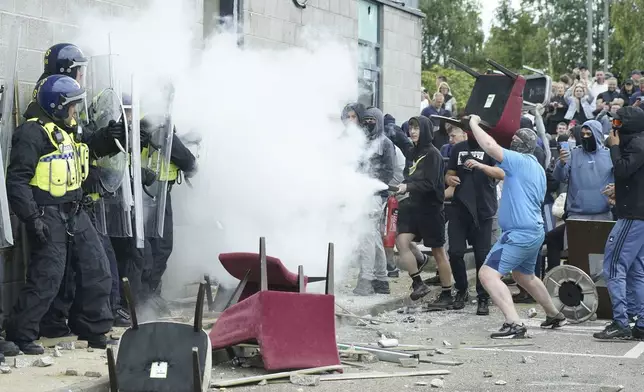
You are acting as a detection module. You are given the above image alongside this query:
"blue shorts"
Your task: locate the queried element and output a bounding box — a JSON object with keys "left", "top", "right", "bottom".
{"left": 484, "top": 229, "right": 545, "bottom": 275}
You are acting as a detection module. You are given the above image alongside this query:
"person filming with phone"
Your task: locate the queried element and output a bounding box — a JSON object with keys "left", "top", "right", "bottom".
{"left": 553, "top": 119, "right": 614, "bottom": 221}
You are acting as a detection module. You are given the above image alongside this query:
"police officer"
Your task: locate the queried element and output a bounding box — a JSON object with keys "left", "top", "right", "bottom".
{"left": 140, "top": 117, "right": 197, "bottom": 306}
{"left": 4, "top": 75, "right": 114, "bottom": 354}
{"left": 29, "top": 44, "right": 130, "bottom": 337}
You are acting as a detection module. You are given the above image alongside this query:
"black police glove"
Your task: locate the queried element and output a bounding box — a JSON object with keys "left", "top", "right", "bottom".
{"left": 140, "top": 128, "right": 151, "bottom": 147}
{"left": 141, "top": 167, "right": 157, "bottom": 187}
{"left": 26, "top": 216, "right": 50, "bottom": 246}
{"left": 104, "top": 120, "right": 125, "bottom": 140}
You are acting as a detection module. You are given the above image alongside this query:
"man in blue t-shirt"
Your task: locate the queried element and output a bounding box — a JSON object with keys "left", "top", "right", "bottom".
{"left": 469, "top": 115, "right": 568, "bottom": 339}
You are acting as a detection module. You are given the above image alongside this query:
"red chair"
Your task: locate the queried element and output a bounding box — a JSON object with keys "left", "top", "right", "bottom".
{"left": 432, "top": 58, "right": 526, "bottom": 148}
{"left": 209, "top": 238, "right": 340, "bottom": 371}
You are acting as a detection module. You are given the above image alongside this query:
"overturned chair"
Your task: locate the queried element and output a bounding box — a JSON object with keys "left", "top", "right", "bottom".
{"left": 432, "top": 58, "right": 526, "bottom": 148}
{"left": 106, "top": 279, "right": 212, "bottom": 392}
{"left": 209, "top": 237, "right": 340, "bottom": 371}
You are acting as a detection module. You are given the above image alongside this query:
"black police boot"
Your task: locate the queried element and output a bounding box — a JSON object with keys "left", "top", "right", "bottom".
{"left": 372, "top": 280, "right": 391, "bottom": 294}
{"left": 593, "top": 321, "right": 632, "bottom": 341}
{"left": 476, "top": 297, "right": 490, "bottom": 316}
{"left": 453, "top": 290, "right": 470, "bottom": 310}
{"left": 353, "top": 278, "right": 375, "bottom": 296}
{"left": 79, "top": 334, "right": 119, "bottom": 349}
{"left": 14, "top": 341, "right": 45, "bottom": 355}
{"left": 0, "top": 337, "right": 20, "bottom": 357}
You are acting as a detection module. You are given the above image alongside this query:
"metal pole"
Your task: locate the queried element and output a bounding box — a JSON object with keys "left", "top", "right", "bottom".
{"left": 587, "top": 0, "right": 593, "bottom": 75}
{"left": 604, "top": 0, "right": 609, "bottom": 72}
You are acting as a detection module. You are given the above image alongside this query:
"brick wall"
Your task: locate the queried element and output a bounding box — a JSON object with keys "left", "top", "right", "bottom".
{"left": 241, "top": 0, "right": 423, "bottom": 122}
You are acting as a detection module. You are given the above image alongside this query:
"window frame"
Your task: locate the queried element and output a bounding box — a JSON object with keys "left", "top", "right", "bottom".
{"left": 357, "top": 0, "right": 383, "bottom": 109}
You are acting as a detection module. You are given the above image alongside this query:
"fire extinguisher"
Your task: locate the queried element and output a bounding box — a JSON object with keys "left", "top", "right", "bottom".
{"left": 382, "top": 195, "right": 399, "bottom": 248}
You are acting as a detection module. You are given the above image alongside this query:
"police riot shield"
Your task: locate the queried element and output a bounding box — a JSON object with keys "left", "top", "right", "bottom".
{"left": 88, "top": 54, "right": 132, "bottom": 237}
{"left": 130, "top": 75, "right": 145, "bottom": 248}
{"left": 0, "top": 23, "right": 20, "bottom": 248}
{"left": 142, "top": 84, "right": 175, "bottom": 238}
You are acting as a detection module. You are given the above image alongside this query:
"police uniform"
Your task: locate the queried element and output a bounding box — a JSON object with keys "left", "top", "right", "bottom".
{"left": 4, "top": 108, "right": 113, "bottom": 348}
{"left": 112, "top": 127, "right": 196, "bottom": 307}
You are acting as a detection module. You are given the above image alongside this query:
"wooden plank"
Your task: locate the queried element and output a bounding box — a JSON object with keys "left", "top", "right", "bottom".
{"left": 419, "top": 359, "right": 464, "bottom": 366}
{"left": 335, "top": 313, "right": 394, "bottom": 324}
{"left": 210, "top": 365, "right": 344, "bottom": 388}
{"left": 319, "top": 369, "right": 451, "bottom": 382}
{"left": 36, "top": 335, "right": 77, "bottom": 348}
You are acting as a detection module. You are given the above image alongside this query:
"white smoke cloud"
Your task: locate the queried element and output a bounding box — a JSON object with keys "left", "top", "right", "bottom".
{"left": 72, "top": 0, "right": 383, "bottom": 298}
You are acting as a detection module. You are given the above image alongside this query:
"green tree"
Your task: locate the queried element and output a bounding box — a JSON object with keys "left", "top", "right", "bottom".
{"left": 419, "top": 0, "right": 485, "bottom": 69}
{"left": 483, "top": 1, "right": 549, "bottom": 73}
{"left": 611, "top": 0, "right": 644, "bottom": 80}
{"left": 422, "top": 65, "right": 476, "bottom": 110}
{"left": 521, "top": 0, "right": 610, "bottom": 76}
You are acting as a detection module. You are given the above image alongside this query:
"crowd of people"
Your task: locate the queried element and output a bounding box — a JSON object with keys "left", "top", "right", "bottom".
{"left": 344, "top": 67, "right": 644, "bottom": 341}
{"left": 0, "top": 43, "right": 197, "bottom": 363}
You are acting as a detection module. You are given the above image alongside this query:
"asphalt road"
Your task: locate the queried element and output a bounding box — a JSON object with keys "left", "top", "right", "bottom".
{"left": 211, "top": 297, "right": 643, "bottom": 392}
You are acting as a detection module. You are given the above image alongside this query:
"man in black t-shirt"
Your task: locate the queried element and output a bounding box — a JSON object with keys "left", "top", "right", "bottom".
{"left": 445, "top": 139, "right": 504, "bottom": 315}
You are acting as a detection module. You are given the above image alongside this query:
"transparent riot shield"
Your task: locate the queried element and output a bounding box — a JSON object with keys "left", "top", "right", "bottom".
{"left": 87, "top": 54, "right": 132, "bottom": 237}
{"left": 0, "top": 23, "right": 20, "bottom": 248}
{"left": 130, "top": 75, "right": 145, "bottom": 248}
{"left": 142, "top": 84, "right": 175, "bottom": 238}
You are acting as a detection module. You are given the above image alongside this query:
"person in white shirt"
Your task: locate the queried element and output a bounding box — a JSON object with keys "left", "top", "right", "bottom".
{"left": 420, "top": 87, "right": 429, "bottom": 113}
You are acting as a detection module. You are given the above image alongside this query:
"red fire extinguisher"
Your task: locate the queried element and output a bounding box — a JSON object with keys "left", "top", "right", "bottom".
{"left": 382, "top": 195, "right": 399, "bottom": 248}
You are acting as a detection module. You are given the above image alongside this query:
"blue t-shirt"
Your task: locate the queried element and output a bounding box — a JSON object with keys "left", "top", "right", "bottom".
{"left": 497, "top": 149, "right": 546, "bottom": 234}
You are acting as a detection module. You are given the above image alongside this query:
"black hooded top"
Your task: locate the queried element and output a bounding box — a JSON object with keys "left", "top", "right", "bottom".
{"left": 610, "top": 106, "right": 644, "bottom": 219}
{"left": 403, "top": 116, "right": 445, "bottom": 209}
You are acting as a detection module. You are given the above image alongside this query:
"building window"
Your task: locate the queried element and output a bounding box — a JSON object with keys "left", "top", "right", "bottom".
{"left": 204, "top": 0, "right": 243, "bottom": 39}
{"left": 357, "top": 0, "right": 381, "bottom": 108}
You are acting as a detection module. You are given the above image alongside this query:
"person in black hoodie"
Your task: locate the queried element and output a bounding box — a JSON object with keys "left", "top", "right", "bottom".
{"left": 395, "top": 116, "right": 454, "bottom": 305}
{"left": 594, "top": 106, "right": 644, "bottom": 341}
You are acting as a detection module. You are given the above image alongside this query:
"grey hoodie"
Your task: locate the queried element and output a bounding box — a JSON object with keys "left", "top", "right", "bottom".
{"left": 553, "top": 119, "right": 614, "bottom": 216}
{"left": 361, "top": 107, "right": 395, "bottom": 192}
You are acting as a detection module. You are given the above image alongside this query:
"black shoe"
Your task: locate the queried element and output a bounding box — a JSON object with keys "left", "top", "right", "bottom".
{"left": 410, "top": 281, "right": 431, "bottom": 301}
{"left": 15, "top": 341, "right": 45, "bottom": 355}
{"left": 632, "top": 325, "right": 644, "bottom": 341}
{"left": 425, "top": 291, "right": 454, "bottom": 311}
{"left": 0, "top": 337, "right": 20, "bottom": 357}
{"left": 628, "top": 314, "right": 638, "bottom": 326}
{"left": 490, "top": 322, "right": 527, "bottom": 339}
{"left": 512, "top": 291, "right": 536, "bottom": 304}
{"left": 353, "top": 278, "right": 375, "bottom": 296}
{"left": 113, "top": 308, "right": 132, "bottom": 328}
{"left": 423, "top": 274, "right": 441, "bottom": 286}
{"left": 79, "top": 334, "right": 118, "bottom": 349}
{"left": 416, "top": 254, "right": 429, "bottom": 272}
{"left": 387, "top": 269, "right": 400, "bottom": 278}
{"left": 593, "top": 321, "right": 632, "bottom": 341}
{"left": 501, "top": 275, "right": 516, "bottom": 285}
{"left": 453, "top": 290, "right": 469, "bottom": 310}
{"left": 372, "top": 280, "right": 391, "bottom": 294}
{"left": 540, "top": 312, "right": 567, "bottom": 329}
{"left": 476, "top": 297, "right": 490, "bottom": 316}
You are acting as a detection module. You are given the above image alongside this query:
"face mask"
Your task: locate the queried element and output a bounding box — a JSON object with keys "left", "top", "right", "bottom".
{"left": 581, "top": 136, "right": 597, "bottom": 152}
{"left": 364, "top": 122, "right": 377, "bottom": 135}
{"left": 510, "top": 139, "right": 533, "bottom": 154}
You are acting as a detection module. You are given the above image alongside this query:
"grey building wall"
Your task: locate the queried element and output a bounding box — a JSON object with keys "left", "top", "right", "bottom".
{"left": 241, "top": 0, "right": 424, "bottom": 122}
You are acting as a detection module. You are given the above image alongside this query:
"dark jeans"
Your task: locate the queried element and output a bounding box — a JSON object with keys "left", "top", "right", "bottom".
{"left": 540, "top": 224, "right": 565, "bottom": 278}
{"left": 448, "top": 207, "right": 492, "bottom": 299}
